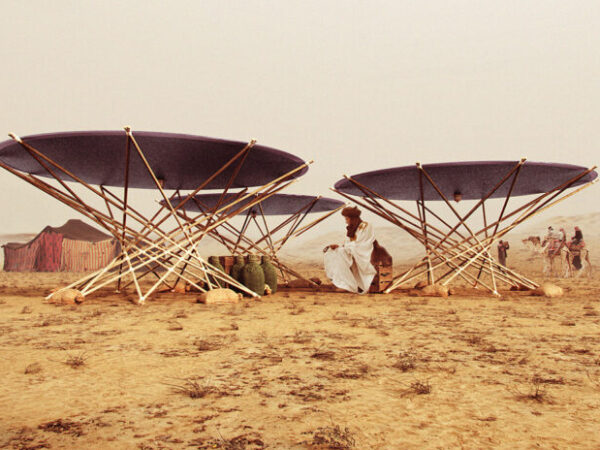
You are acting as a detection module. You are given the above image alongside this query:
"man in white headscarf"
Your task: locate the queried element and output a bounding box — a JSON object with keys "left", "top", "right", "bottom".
{"left": 323, "top": 206, "right": 377, "bottom": 294}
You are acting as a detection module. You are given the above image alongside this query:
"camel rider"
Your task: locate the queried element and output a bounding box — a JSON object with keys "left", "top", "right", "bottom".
{"left": 543, "top": 226, "right": 565, "bottom": 257}
{"left": 568, "top": 226, "right": 586, "bottom": 270}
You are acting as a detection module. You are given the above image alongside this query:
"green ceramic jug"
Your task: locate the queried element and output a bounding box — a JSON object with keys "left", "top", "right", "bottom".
{"left": 242, "top": 254, "right": 265, "bottom": 296}
{"left": 261, "top": 255, "right": 278, "bottom": 294}
{"left": 208, "top": 256, "right": 225, "bottom": 288}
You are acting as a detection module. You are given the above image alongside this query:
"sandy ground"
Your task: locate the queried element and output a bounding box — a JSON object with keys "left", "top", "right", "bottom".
{"left": 0, "top": 254, "right": 599, "bottom": 449}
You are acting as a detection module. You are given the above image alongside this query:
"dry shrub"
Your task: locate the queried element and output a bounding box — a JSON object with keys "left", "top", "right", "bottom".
{"left": 335, "top": 364, "right": 370, "bottom": 379}
{"left": 20, "top": 306, "right": 32, "bottom": 314}
{"left": 3, "top": 426, "right": 50, "bottom": 449}
{"left": 464, "top": 333, "right": 485, "bottom": 345}
{"left": 164, "top": 378, "right": 216, "bottom": 399}
{"left": 481, "top": 344, "right": 508, "bottom": 353}
{"left": 190, "top": 431, "right": 265, "bottom": 449}
{"left": 509, "top": 375, "right": 553, "bottom": 403}
{"left": 403, "top": 380, "right": 431, "bottom": 396}
{"left": 193, "top": 335, "right": 228, "bottom": 352}
{"left": 291, "top": 330, "right": 313, "bottom": 344}
{"left": 393, "top": 351, "right": 416, "bottom": 372}
{"left": 64, "top": 351, "right": 89, "bottom": 369}
{"left": 309, "top": 424, "right": 356, "bottom": 449}
{"left": 38, "top": 418, "right": 84, "bottom": 436}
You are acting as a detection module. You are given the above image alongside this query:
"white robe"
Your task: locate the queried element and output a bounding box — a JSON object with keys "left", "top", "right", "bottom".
{"left": 323, "top": 221, "right": 377, "bottom": 294}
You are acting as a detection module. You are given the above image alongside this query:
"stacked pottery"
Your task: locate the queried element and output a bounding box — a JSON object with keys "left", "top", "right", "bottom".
{"left": 230, "top": 255, "right": 246, "bottom": 291}
{"left": 242, "top": 254, "right": 265, "bottom": 296}
{"left": 261, "top": 255, "right": 278, "bottom": 294}
{"left": 208, "top": 256, "right": 226, "bottom": 288}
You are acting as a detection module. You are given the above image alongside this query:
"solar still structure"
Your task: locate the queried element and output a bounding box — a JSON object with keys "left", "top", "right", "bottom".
{"left": 334, "top": 159, "right": 598, "bottom": 295}
{"left": 0, "top": 128, "right": 311, "bottom": 303}
{"left": 166, "top": 193, "right": 345, "bottom": 286}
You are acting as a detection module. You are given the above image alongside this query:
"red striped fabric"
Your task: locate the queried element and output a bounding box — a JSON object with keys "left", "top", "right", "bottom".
{"left": 60, "top": 238, "right": 119, "bottom": 272}
{"left": 36, "top": 232, "right": 63, "bottom": 271}
{"left": 3, "top": 240, "right": 40, "bottom": 271}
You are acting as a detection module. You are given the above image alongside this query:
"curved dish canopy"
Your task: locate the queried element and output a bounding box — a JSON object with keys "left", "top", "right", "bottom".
{"left": 334, "top": 161, "right": 597, "bottom": 201}
{"left": 164, "top": 193, "right": 344, "bottom": 216}
{"left": 0, "top": 131, "right": 308, "bottom": 190}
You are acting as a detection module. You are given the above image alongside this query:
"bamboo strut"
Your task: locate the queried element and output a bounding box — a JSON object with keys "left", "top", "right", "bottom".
{"left": 3, "top": 130, "right": 312, "bottom": 303}
{"left": 330, "top": 161, "right": 595, "bottom": 294}
{"left": 48, "top": 174, "right": 303, "bottom": 301}
{"left": 176, "top": 198, "right": 344, "bottom": 286}
{"left": 387, "top": 176, "right": 597, "bottom": 291}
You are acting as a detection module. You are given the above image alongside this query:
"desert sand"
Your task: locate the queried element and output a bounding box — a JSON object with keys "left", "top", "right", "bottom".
{"left": 0, "top": 226, "right": 599, "bottom": 449}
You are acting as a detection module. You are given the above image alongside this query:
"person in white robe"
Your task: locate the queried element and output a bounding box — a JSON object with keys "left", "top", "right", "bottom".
{"left": 323, "top": 206, "right": 377, "bottom": 294}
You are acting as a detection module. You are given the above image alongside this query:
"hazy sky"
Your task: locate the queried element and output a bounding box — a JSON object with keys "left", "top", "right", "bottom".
{"left": 0, "top": 0, "right": 598, "bottom": 235}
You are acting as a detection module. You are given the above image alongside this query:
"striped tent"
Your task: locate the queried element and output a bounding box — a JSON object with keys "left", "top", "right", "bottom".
{"left": 2, "top": 219, "right": 120, "bottom": 272}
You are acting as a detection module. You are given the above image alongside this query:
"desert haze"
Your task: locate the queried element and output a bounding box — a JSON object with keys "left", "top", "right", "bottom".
{"left": 0, "top": 213, "right": 599, "bottom": 449}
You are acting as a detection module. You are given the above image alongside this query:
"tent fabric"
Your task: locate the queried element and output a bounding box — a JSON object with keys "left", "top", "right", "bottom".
{"left": 2, "top": 219, "right": 120, "bottom": 272}
{"left": 35, "top": 232, "right": 63, "bottom": 272}
{"left": 3, "top": 239, "right": 40, "bottom": 271}
{"left": 334, "top": 161, "right": 598, "bottom": 201}
{"left": 0, "top": 131, "right": 309, "bottom": 190}
{"left": 60, "top": 238, "right": 120, "bottom": 272}
{"left": 4, "top": 219, "right": 113, "bottom": 250}
{"left": 167, "top": 193, "right": 345, "bottom": 216}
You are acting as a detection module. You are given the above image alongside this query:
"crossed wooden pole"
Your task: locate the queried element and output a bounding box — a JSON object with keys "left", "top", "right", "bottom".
{"left": 333, "top": 159, "right": 597, "bottom": 295}
{"left": 171, "top": 195, "right": 344, "bottom": 287}
{"left": 1, "top": 127, "right": 311, "bottom": 303}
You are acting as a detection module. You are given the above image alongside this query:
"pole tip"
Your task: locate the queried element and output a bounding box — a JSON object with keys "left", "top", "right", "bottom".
{"left": 123, "top": 126, "right": 132, "bottom": 133}
{"left": 249, "top": 139, "right": 257, "bottom": 145}
{"left": 416, "top": 162, "right": 422, "bottom": 168}
{"left": 8, "top": 133, "right": 22, "bottom": 143}
{"left": 520, "top": 157, "right": 527, "bottom": 163}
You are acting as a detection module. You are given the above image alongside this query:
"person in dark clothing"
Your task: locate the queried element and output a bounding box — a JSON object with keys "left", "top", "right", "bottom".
{"left": 568, "top": 226, "right": 585, "bottom": 270}
{"left": 497, "top": 240, "right": 510, "bottom": 267}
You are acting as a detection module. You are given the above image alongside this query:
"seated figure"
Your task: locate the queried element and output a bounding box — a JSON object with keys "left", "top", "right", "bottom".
{"left": 323, "top": 206, "right": 377, "bottom": 294}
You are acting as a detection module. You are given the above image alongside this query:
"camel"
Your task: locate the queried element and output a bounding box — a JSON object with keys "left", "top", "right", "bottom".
{"left": 522, "top": 235, "right": 541, "bottom": 248}
{"left": 563, "top": 248, "right": 593, "bottom": 278}
{"left": 522, "top": 236, "right": 543, "bottom": 256}
{"left": 522, "top": 236, "right": 565, "bottom": 277}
